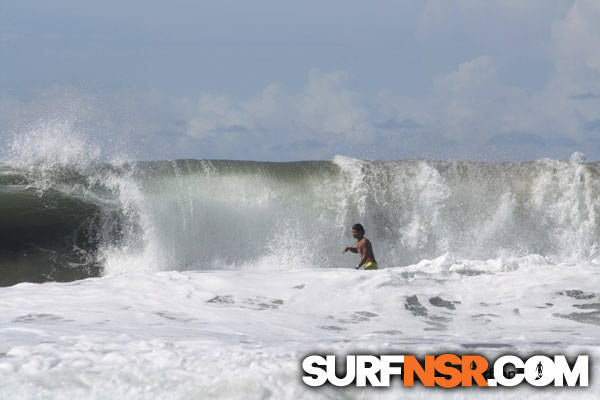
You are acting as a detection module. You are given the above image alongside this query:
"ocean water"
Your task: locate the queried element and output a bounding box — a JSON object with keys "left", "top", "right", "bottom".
{"left": 1, "top": 140, "right": 599, "bottom": 398}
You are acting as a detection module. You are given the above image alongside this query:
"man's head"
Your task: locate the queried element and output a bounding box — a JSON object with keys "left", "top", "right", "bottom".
{"left": 352, "top": 223, "right": 365, "bottom": 239}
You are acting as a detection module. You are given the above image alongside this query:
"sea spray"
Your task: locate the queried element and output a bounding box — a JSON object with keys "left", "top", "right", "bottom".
{"left": 1, "top": 154, "right": 600, "bottom": 285}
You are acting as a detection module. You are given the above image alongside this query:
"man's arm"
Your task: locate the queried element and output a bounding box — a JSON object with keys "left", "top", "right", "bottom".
{"left": 342, "top": 247, "right": 358, "bottom": 254}
{"left": 355, "top": 240, "right": 368, "bottom": 268}
{"left": 356, "top": 254, "right": 368, "bottom": 268}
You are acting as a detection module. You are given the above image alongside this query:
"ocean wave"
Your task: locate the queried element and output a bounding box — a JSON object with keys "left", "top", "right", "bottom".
{"left": 1, "top": 157, "right": 599, "bottom": 285}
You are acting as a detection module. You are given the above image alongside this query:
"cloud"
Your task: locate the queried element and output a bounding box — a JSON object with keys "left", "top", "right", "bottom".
{"left": 399, "top": 0, "right": 599, "bottom": 158}
{"left": 428, "top": 55, "right": 534, "bottom": 143}
{"left": 584, "top": 119, "right": 600, "bottom": 132}
{"left": 551, "top": 0, "right": 600, "bottom": 93}
{"left": 569, "top": 92, "right": 597, "bottom": 100}
{"left": 294, "top": 69, "right": 373, "bottom": 142}
{"left": 0, "top": 70, "right": 379, "bottom": 161}
{"left": 488, "top": 132, "right": 548, "bottom": 147}
{"left": 182, "top": 94, "right": 253, "bottom": 141}
{"left": 2, "top": 1, "right": 600, "bottom": 162}
{"left": 488, "top": 132, "right": 577, "bottom": 147}
{"left": 378, "top": 118, "right": 420, "bottom": 130}
{"left": 241, "top": 83, "right": 285, "bottom": 120}
{"left": 214, "top": 125, "right": 250, "bottom": 133}
{"left": 537, "top": 0, "right": 600, "bottom": 140}
{"left": 434, "top": 56, "right": 498, "bottom": 95}
{"left": 179, "top": 69, "right": 376, "bottom": 158}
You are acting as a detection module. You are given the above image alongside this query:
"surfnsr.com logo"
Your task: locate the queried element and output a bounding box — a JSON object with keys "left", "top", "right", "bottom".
{"left": 302, "top": 354, "right": 589, "bottom": 388}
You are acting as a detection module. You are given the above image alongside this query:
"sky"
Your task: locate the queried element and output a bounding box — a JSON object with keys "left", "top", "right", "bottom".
{"left": 1, "top": 0, "right": 599, "bottom": 161}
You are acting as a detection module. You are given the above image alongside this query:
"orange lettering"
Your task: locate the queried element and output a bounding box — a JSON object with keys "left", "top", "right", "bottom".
{"left": 461, "top": 355, "right": 489, "bottom": 387}
{"left": 434, "top": 354, "right": 462, "bottom": 388}
{"left": 404, "top": 355, "right": 435, "bottom": 386}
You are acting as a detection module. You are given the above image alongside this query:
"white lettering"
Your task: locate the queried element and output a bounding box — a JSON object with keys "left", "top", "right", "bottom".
{"left": 492, "top": 355, "right": 524, "bottom": 387}
{"left": 302, "top": 355, "right": 327, "bottom": 387}
{"left": 554, "top": 355, "right": 588, "bottom": 387}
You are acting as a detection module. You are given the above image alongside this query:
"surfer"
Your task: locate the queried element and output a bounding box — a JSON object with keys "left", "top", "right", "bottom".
{"left": 535, "top": 361, "right": 543, "bottom": 380}
{"left": 342, "top": 223, "right": 378, "bottom": 270}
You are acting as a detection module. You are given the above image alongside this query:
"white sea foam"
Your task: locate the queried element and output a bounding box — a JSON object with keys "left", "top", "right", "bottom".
{"left": 0, "top": 256, "right": 598, "bottom": 399}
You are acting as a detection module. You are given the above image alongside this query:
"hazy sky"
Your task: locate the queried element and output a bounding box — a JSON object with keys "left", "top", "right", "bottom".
{"left": 1, "top": 0, "right": 599, "bottom": 161}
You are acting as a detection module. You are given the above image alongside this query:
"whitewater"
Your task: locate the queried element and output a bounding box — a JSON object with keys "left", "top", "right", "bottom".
{"left": 1, "top": 136, "right": 599, "bottom": 398}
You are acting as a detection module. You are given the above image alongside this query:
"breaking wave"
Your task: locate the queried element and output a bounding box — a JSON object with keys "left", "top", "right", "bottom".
{"left": 1, "top": 152, "right": 599, "bottom": 286}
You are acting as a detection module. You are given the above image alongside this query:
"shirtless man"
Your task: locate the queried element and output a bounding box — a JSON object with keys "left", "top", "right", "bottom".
{"left": 342, "top": 223, "right": 378, "bottom": 270}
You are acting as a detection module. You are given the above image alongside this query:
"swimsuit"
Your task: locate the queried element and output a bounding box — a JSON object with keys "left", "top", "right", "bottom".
{"left": 363, "top": 261, "right": 378, "bottom": 270}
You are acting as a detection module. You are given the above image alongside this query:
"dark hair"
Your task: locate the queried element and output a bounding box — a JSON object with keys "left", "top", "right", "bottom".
{"left": 352, "top": 223, "right": 365, "bottom": 234}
